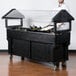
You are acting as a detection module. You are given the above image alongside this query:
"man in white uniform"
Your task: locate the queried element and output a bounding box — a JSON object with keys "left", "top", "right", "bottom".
{"left": 41, "top": 0, "right": 70, "bottom": 32}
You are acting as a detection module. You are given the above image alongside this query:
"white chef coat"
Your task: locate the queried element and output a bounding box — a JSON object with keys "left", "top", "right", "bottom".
{"left": 56, "top": 3, "right": 70, "bottom": 12}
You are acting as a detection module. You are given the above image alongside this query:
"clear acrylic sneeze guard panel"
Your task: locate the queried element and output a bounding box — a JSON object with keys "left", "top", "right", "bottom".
{"left": 18, "top": 10, "right": 59, "bottom": 29}
{"left": 56, "top": 22, "right": 69, "bottom": 31}
{"left": 8, "top": 19, "right": 21, "bottom": 26}
{"left": 6, "top": 9, "right": 70, "bottom": 31}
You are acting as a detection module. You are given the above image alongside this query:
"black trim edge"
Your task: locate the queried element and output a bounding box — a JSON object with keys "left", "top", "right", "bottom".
{"left": 0, "top": 50, "right": 76, "bottom": 53}
{"left": 0, "top": 50, "right": 8, "bottom": 52}
{"left": 69, "top": 50, "right": 76, "bottom": 53}
{"left": 2, "top": 9, "right": 16, "bottom": 19}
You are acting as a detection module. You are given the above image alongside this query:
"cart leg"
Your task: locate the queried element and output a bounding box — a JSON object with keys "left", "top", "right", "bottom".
{"left": 53, "top": 62, "right": 60, "bottom": 71}
{"left": 62, "top": 61, "right": 67, "bottom": 69}
{"left": 21, "top": 56, "right": 24, "bottom": 61}
{"left": 10, "top": 54, "right": 13, "bottom": 60}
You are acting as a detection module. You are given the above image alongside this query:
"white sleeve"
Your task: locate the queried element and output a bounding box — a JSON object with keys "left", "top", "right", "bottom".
{"left": 63, "top": 4, "right": 70, "bottom": 13}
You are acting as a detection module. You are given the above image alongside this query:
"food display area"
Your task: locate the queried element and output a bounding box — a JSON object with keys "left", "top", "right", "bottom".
{"left": 2, "top": 9, "right": 74, "bottom": 70}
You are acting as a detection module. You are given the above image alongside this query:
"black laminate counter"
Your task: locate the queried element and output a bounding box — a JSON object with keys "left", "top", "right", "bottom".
{"left": 7, "top": 28, "right": 70, "bottom": 66}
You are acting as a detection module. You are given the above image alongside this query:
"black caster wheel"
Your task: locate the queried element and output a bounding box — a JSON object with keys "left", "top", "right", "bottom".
{"left": 21, "top": 57, "right": 24, "bottom": 61}
{"left": 53, "top": 62, "right": 60, "bottom": 71}
{"left": 10, "top": 55, "right": 13, "bottom": 60}
{"left": 62, "top": 61, "right": 67, "bottom": 70}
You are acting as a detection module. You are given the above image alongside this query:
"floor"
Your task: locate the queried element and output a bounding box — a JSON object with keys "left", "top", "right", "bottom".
{"left": 0, "top": 53, "right": 76, "bottom": 76}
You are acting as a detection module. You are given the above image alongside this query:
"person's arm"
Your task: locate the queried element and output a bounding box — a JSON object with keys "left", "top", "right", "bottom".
{"left": 57, "top": 23, "right": 64, "bottom": 29}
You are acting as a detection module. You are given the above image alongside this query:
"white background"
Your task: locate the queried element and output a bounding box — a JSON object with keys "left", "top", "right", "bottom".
{"left": 0, "top": 0, "right": 76, "bottom": 50}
